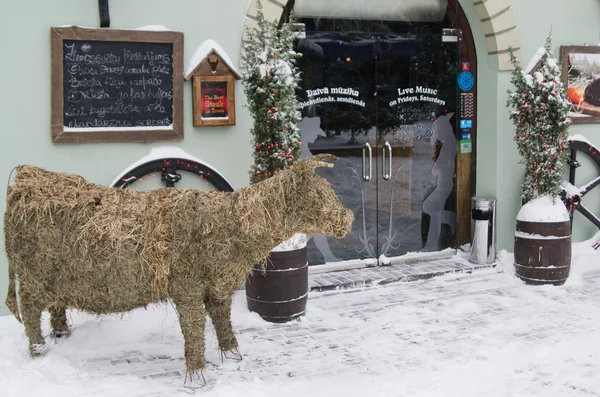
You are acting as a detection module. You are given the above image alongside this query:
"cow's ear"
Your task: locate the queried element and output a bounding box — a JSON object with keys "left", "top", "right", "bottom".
{"left": 294, "top": 154, "right": 337, "bottom": 172}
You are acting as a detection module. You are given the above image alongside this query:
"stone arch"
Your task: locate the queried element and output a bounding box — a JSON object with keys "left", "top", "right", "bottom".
{"left": 472, "top": 0, "right": 522, "bottom": 70}
{"left": 239, "top": 0, "right": 522, "bottom": 70}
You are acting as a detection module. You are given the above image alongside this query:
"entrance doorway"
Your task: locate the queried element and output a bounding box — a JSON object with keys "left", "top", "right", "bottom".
{"left": 297, "top": 22, "right": 461, "bottom": 268}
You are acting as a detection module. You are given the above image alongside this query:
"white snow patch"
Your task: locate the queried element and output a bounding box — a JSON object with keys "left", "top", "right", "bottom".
{"left": 109, "top": 146, "right": 232, "bottom": 188}
{"left": 561, "top": 180, "right": 580, "bottom": 196}
{"left": 271, "top": 233, "right": 308, "bottom": 252}
{"left": 516, "top": 194, "right": 570, "bottom": 223}
{"left": 524, "top": 47, "right": 547, "bottom": 74}
{"left": 514, "top": 231, "right": 569, "bottom": 240}
{"left": 185, "top": 39, "right": 240, "bottom": 79}
{"left": 308, "top": 258, "right": 378, "bottom": 274}
{"left": 135, "top": 25, "right": 171, "bottom": 31}
{"left": 568, "top": 133, "right": 594, "bottom": 146}
{"left": 534, "top": 71, "right": 544, "bottom": 84}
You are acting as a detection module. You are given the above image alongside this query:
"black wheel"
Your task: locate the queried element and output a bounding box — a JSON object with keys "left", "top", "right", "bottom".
{"left": 113, "top": 157, "right": 234, "bottom": 193}
{"left": 561, "top": 138, "right": 600, "bottom": 244}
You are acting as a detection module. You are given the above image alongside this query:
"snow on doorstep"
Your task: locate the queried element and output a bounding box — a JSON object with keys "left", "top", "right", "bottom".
{"left": 271, "top": 233, "right": 308, "bottom": 251}
{"left": 516, "top": 194, "right": 570, "bottom": 223}
{"left": 184, "top": 39, "right": 240, "bottom": 79}
{"left": 307, "top": 258, "right": 378, "bottom": 274}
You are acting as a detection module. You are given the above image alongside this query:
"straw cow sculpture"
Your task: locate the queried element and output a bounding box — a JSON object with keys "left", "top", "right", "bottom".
{"left": 4, "top": 154, "right": 353, "bottom": 376}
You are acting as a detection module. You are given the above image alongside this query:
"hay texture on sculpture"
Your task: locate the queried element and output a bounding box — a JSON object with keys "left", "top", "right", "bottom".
{"left": 3, "top": 154, "right": 353, "bottom": 376}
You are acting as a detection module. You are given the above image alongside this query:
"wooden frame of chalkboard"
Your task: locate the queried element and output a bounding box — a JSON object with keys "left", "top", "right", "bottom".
{"left": 50, "top": 26, "right": 184, "bottom": 143}
{"left": 192, "top": 74, "right": 236, "bottom": 127}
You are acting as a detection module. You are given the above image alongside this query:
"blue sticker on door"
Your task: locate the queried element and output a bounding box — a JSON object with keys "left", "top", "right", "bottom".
{"left": 458, "top": 71, "right": 474, "bottom": 92}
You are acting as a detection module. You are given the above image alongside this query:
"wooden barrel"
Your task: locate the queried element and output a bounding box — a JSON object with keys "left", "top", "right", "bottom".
{"left": 245, "top": 247, "right": 308, "bottom": 323}
{"left": 514, "top": 220, "right": 571, "bottom": 286}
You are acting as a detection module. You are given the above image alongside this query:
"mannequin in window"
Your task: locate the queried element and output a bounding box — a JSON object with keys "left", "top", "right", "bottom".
{"left": 421, "top": 112, "right": 457, "bottom": 251}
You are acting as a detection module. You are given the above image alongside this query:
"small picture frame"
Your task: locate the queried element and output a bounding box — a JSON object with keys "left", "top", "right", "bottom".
{"left": 560, "top": 45, "right": 600, "bottom": 125}
{"left": 193, "top": 74, "right": 235, "bottom": 127}
{"left": 185, "top": 41, "right": 241, "bottom": 128}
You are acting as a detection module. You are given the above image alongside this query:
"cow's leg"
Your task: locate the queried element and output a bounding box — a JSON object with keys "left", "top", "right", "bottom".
{"left": 50, "top": 306, "right": 71, "bottom": 338}
{"left": 204, "top": 296, "right": 240, "bottom": 360}
{"left": 19, "top": 289, "right": 47, "bottom": 357}
{"left": 173, "top": 298, "right": 206, "bottom": 377}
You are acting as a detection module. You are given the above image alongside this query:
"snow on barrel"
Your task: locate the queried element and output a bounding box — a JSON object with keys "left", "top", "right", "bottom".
{"left": 514, "top": 195, "right": 572, "bottom": 286}
{"left": 246, "top": 234, "right": 309, "bottom": 323}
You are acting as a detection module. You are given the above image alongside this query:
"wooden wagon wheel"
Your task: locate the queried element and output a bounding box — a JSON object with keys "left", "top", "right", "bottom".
{"left": 560, "top": 137, "right": 600, "bottom": 247}
{"left": 113, "top": 157, "right": 234, "bottom": 193}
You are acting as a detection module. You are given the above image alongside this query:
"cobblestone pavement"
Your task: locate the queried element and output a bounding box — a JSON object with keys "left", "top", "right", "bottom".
{"left": 63, "top": 262, "right": 600, "bottom": 395}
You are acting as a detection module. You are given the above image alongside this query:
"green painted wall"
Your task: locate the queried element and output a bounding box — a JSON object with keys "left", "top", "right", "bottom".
{"left": 1, "top": 0, "right": 599, "bottom": 316}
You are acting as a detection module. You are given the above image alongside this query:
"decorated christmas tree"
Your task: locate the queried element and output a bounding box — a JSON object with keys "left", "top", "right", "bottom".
{"left": 506, "top": 37, "right": 571, "bottom": 203}
{"left": 242, "top": 0, "right": 302, "bottom": 184}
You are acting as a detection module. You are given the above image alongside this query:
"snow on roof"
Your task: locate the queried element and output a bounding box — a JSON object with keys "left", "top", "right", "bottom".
{"left": 185, "top": 39, "right": 241, "bottom": 80}
{"left": 524, "top": 47, "right": 547, "bottom": 74}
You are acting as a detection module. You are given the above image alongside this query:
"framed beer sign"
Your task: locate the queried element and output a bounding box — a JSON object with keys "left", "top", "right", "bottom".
{"left": 184, "top": 41, "right": 240, "bottom": 127}
{"left": 193, "top": 74, "right": 235, "bottom": 126}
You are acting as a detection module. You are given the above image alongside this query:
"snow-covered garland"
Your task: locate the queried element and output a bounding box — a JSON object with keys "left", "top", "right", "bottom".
{"left": 242, "top": 0, "right": 306, "bottom": 251}
{"left": 241, "top": 0, "right": 302, "bottom": 185}
{"left": 506, "top": 37, "right": 571, "bottom": 204}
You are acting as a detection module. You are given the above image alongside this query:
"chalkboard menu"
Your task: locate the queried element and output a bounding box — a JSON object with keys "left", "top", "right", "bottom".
{"left": 51, "top": 26, "right": 183, "bottom": 143}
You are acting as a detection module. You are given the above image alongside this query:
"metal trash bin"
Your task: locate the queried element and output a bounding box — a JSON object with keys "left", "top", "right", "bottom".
{"left": 469, "top": 197, "right": 497, "bottom": 264}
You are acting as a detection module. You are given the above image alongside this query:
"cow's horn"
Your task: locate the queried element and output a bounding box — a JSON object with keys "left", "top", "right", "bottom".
{"left": 296, "top": 154, "right": 337, "bottom": 170}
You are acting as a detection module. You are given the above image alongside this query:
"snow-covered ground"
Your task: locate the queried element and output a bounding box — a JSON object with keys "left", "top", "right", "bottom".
{"left": 1, "top": 242, "right": 600, "bottom": 397}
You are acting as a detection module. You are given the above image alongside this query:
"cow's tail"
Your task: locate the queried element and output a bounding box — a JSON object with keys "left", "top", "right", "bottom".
{"left": 5, "top": 260, "right": 21, "bottom": 323}
{"left": 5, "top": 166, "right": 21, "bottom": 323}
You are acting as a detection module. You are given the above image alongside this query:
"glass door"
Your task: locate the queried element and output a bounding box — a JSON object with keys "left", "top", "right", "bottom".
{"left": 375, "top": 33, "right": 459, "bottom": 263}
{"left": 298, "top": 32, "right": 379, "bottom": 267}
{"left": 298, "top": 30, "right": 459, "bottom": 267}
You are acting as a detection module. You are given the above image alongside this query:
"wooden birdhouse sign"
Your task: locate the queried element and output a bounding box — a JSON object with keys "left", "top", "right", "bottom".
{"left": 185, "top": 39, "right": 241, "bottom": 127}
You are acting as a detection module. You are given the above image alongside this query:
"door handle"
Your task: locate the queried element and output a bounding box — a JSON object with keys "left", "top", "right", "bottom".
{"left": 362, "top": 142, "right": 372, "bottom": 181}
{"left": 382, "top": 141, "right": 392, "bottom": 180}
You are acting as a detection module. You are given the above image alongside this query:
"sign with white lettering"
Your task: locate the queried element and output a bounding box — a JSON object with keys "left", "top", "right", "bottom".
{"left": 388, "top": 86, "right": 446, "bottom": 107}
{"left": 460, "top": 120, "right": 473, "bottom": 129}
{"left": 301, "top": 87, "right": 365, "bottom": 108}
{"left": 50, "top": 26, "right": 184, "bottom": 143}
